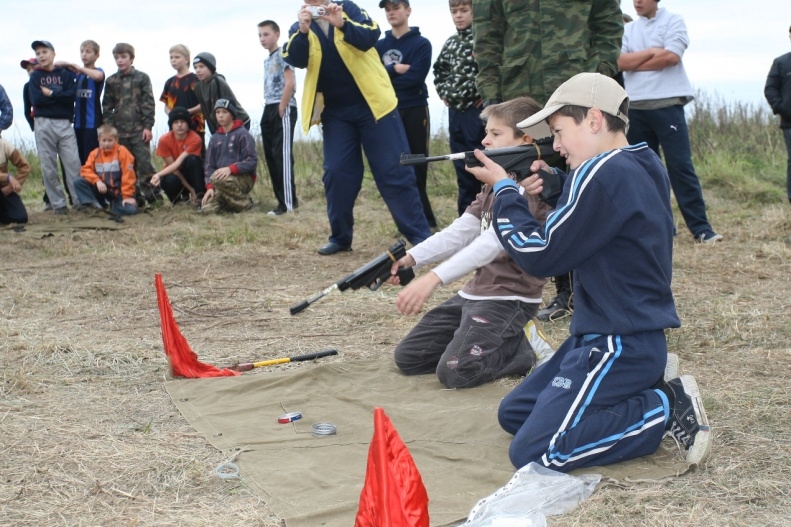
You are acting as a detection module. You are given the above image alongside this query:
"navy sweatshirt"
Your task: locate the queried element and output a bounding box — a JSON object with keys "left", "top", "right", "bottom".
{"left": 491, "top": 143, "right": 681, "bottom": 337}
{"left": 29, "top": 66, "right": 77, "bottom": 121}
{"left": 375, "top": 27, "right": 431, "bottom": 109}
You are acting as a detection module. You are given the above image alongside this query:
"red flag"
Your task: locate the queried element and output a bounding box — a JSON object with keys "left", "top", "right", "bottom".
{"left": 155, "top": 273, "right": 239, "bottom": 378}
{"left": 354, "top": 407, "right": 429, "bottom": 527}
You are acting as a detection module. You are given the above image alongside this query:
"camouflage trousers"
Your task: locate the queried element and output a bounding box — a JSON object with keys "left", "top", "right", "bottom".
{"left": 119, "top": 135, "right": 161, "bottom": 204}
{"left": 204, "top": 173, "right": 254, "bottom": 213}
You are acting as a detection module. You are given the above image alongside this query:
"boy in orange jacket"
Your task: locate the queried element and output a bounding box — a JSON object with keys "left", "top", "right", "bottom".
{"left": 74, "top": 124, "right": 138, "bottom": 215}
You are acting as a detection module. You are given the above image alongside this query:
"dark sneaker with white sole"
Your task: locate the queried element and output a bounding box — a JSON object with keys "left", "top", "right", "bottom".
{"left": 536, "top": 290, "right": 572, "bottom": 322}
{"left": 664, "top": 375, "right": 711, "bottom": 464}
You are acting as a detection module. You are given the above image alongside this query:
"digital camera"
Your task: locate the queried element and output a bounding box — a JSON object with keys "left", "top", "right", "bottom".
{"left": 306, "top": 5, "right": 327, "bottom": 18}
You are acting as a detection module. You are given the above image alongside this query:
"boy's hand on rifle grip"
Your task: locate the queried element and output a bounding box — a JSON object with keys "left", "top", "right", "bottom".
{"left": 465, "top": 149, "right": 509, "bottom": 186}
{"left": 388, "top": 254, "right": 416, "bottom": 285}
{"left": 520, "top": 159, "right": 551, "bottom": 196}
{"left": 395, "top": 272, "right": 441, "bottom": 315}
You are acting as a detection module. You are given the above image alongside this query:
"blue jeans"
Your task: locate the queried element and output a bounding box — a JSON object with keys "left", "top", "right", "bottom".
{"left": 73, "top": 178, "right": 138, "bottom": 216}
{"left": 627, "top": 105, "right": 715, "bottom": 237}
{"left": 783, "top": 128, "right": 791, "bottom": 200}
{"left": 449, "top": 106, "right": 485, "bottom": 215}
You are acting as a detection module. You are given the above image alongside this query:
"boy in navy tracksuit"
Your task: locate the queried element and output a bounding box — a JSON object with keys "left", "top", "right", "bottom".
{"left": 283, "top": 0, "right": 431, "bottom": 255}
{"left": 467, "top": 73, "right": 711, "bottom": 472}
{"left": 376, "top": 0, "right": 436, "bottom": 228}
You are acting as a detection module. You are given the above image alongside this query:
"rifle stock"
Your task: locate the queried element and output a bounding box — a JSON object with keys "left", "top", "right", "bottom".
{"left": 290, "top": 240, "right": 415, "bottom": 315}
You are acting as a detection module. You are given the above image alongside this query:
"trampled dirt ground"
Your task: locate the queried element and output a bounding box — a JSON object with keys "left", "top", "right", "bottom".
{"left": 1, "top": 184, "right": 790, "bottom": 526}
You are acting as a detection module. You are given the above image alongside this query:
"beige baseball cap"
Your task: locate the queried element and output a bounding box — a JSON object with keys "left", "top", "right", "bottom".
{"left": 517, "top": 73, "right": 629, "bottom": 138}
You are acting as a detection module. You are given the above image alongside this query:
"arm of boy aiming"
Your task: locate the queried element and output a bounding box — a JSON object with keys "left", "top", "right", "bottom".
{"left": 490, "top": 167, "right": 621, "bottom": 278}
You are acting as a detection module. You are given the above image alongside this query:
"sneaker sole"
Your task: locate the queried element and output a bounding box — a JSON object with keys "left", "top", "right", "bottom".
{"left": 678, "top": 375, "right": 711, "bottom": 464}
{"left": 665, "top": 353, "right": 679, "bottom": 382}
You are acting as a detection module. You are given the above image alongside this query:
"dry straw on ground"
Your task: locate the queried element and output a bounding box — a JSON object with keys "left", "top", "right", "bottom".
{"left": 1, "top": 184, "right": 790, "bottom": 526}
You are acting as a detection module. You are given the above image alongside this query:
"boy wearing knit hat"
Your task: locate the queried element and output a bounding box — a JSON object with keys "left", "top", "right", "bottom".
{"left": 467, "top": 72, "right": 711, "bottom": 472}
{"left": 192, "top": 52, "right": 250, "bottom": 135}
{"left": 201, "top": 99, "right": 257, "bottom": 213}
{"left": 151, "top": 107, "right": 205, "bottom": 205}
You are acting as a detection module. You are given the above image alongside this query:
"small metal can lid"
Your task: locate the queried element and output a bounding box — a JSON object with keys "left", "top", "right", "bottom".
{"left": 312, "top": 422, "right": 337, "bottom": 436}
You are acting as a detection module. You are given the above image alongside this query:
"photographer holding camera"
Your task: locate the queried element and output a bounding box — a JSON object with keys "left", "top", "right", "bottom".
{"left": 283, "top": 0, "right": 432, "bottom": 255}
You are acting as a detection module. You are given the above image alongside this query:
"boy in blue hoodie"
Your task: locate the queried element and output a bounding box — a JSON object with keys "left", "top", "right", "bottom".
{"left": 375, "top": 0, "right": 436, "bottom": 228}
{"left": 467, "top": 73, "right": 711, "bottom": 472}
{"left": 201, "top": 99, "right": 257, "bottom": 213}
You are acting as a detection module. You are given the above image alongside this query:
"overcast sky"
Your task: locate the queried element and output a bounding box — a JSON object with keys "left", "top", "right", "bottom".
{"left": 1, "top": 0, "right": 787, "bottom": 145}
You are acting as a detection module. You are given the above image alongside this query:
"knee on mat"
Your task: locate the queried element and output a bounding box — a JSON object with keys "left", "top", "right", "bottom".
{"left": 436, "top": 362, "right": 484, "bottom": 389}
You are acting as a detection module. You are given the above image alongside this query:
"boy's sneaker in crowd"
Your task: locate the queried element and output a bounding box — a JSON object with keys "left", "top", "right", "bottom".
{"left": 536, "top": 290, "right": 572, "bottom": 322}
{"left": 664, "top": 375, "right": 711, "bottom": 464}
{"left": 53, "top": 207, "right": 68, "bottom": 215}
{"left": 696, "top": 231, "right": 723, "bottom": 244}
{"left": 267, "top": 205, "right": 287, "bottom": 216}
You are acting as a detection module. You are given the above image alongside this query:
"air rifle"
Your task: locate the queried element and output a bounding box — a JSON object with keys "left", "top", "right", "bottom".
{"left": 290, "top": 239, "right": 415, "bottom": 315}
{"left": 400, "top": 136, "right": 563, "bottom": 203}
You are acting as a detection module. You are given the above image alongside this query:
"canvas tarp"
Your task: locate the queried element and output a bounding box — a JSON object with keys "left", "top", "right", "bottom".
{"left": 166, "top": 359, "right": 692, "bottom": 527}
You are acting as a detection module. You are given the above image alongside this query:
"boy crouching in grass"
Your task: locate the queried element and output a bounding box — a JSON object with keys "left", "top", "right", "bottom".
{"left": 201, "top": 99, "right": 257, "bottom": 213}
{"left": 467, "top": 73, "right": 710, "bottom": 471}
{"left": 74, "top": 124, "right": 138, "bottom": 216}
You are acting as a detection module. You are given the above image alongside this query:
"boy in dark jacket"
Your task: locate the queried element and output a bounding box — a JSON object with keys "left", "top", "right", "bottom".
{"left": 376, "top": 0, "right": 435, "bottom": 227}
{"left": 29, "top": 40, "right": 84, "bottom": 213}
{"left": 192, "top": 52, "right": 250, "bottom": 135}
{"left": 764, "top": 24, "right": 791, "bottom": 205}
{"left": 433, "top": 0, "right": 485, "bottom": 215}
{"left": 201, "top": 99, "right": 257, "bottom": 213}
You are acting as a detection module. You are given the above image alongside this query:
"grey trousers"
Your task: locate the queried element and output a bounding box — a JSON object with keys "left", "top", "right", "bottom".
{"left": 34, "top": 117, "right": 82, "bottom": 209}
{"left": 394, "top": 294, "right": 538, "bottom": 389}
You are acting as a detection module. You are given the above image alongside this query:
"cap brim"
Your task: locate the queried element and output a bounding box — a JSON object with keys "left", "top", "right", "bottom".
{"left": 516, "top": 103, "right": 562, "bottom": 139}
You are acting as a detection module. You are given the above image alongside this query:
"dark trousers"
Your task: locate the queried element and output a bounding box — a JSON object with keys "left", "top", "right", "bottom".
{"left": 320, "top": 103, "right": 431, "bottom": 247}
{"left": 160, "top": 154, "right": 206, "bottom": 203}
{"left": 627, "top": 105, "right": 714, "bottom": 237}
{"left": 119, "top": 135, "right": 160, "bottom": 204}
{"left": 499, "top": 331, "right": 668, "bottom": 471}
{"left": 73, "top": 178, "right": 138, "bottom": 216}
{"left": 448, "top": 106, "right": 485, "bottom": 215}
{"left": 261, "top": 104, "right": 298, "bottom": 211}
{"left": 74, "top": 127, "right": 99, "bottom": 165}
{"left": 394, "top": 295, "right": 538, "bottom": 389}
{"left": 783, "top": 128, "right": 791, "bottom": 199}
{"left": 399, "top": 105, "right": 436, "bottom": 227}
{"left": 0, "top": 192, "right": 28, "bottom": 224}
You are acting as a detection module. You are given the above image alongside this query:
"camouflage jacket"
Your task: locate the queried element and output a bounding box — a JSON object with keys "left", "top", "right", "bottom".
{"left": 433, "top": 27, "right": 481, "bottom": 110}
{"left": 102, "top": 67, "right": 156, "bottom": 138}
{"left": 472, "top": 0, "right": 623, "bottom": 105}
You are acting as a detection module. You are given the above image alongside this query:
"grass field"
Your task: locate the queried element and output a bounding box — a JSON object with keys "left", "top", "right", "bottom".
{"left": 1, "top": 96, "right": 790, "bottom": 526}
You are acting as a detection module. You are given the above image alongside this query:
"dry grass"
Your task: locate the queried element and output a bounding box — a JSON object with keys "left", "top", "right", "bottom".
{"left": 1, "top": 175, "right": 790, "bottom": 526}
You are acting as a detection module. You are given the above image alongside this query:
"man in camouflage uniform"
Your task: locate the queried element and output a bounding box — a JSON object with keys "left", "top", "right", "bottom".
{"left": 102, "top": 43, "right": 160, "bottom": 205}
{"left": 472, "top": 0, "right": 623, "bottom": 322}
